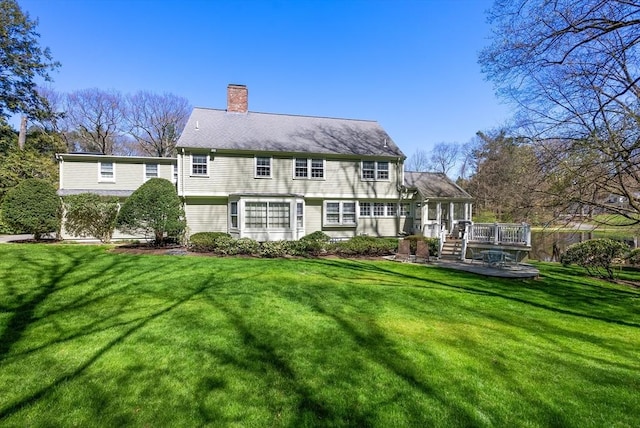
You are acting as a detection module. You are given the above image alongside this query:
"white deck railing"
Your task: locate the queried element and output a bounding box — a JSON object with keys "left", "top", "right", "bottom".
{"left": 467, "top": 223, "right": 531, "bottom": 247}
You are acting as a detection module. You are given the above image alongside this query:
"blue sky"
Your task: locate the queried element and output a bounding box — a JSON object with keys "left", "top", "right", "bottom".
{"left": 19, "top": 0, "right": 509, "bottom": 158}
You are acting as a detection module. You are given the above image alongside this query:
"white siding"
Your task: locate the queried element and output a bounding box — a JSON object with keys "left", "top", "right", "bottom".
{"left": 181, "top": 153, "right": 402, "bottom": 199}
{"left": 61, "top": 157, "right": 176, "bottom": 192}
{"left": 184, "top": 198, "right": 227, "bottom": 236}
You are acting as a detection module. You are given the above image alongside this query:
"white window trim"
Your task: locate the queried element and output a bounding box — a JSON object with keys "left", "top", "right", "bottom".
{"left": 361, "top": 160, "right": 391, "bottom": 181}
{"left": 190, "top": 153, "right": 209, "bottom": 177}
{"left": 144, "top": 163, "right": 159, "bottom": 181}
{"left": 292, "top": 157, "right": 326, "bottom": 180}
{"left": 323, "top": 200, "right": 357, "bottom": 227}
{"left": 254, "top": 156, "right": 272, "bottom": 179}
{"left": 171, "top": 164, "right": 178, "bottom": 184}
{"left": 98, "top": 161, "right": 115, "bottom": 183}
{"left": 229, "top": 201, "right": 239, "bottom": 230}
{"left": 358, "top": 201, "right": 397, "bottom": 218}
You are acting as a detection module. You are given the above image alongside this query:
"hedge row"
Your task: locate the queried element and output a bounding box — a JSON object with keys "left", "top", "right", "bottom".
{"left": 188, "top": 232, "right": 425, "bottom": 258}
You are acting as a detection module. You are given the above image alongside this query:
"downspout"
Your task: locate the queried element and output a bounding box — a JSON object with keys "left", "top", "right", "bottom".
{"left": 396, "top": 157, "right": 404, "bottom": 237}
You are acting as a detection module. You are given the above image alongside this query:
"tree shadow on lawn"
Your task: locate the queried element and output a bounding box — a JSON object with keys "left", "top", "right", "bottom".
{"left": 295, "top": 258, "right": 640, "bottom": 329}
{"left": 199, "top": 289, "right": 483, "bottom": 426}
{"left": 0, "top": 250, "right": 239, "bottom": 421}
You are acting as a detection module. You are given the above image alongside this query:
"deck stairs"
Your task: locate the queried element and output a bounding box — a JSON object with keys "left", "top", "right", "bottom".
{"left": 440, "top": 238, "right": 463, "bottom": 260}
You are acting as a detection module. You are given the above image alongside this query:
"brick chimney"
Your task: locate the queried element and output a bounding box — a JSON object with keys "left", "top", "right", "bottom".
{"left": 227, "top": 84, "right": 248, "bottom": 113}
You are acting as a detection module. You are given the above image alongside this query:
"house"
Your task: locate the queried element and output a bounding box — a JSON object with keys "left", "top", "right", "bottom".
{"left": 57, "top": 84, "right": 474, "bottom": 242}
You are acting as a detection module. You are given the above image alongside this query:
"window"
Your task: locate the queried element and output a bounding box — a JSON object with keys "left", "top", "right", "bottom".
{"left": 377, "top": 162, "right": 389, "bottom": 179}
{"left": 311, "top": 159, "right": 324, "bottom": 178}
{"left": 269, "top": 202, "right": 290, "bottom": 228}
{"left": 296, "top": 202, "right": 304, "bottom": 228}
{"left": 324, "top": 201, "right": 356, "bottom": 226}
{"left": 294, "top": 158, "right": 308, "bottom": 178}
{"left": 99, "top": 162, "right": 114, "bottom": 181}
{"left": 145, "top": 163, "right": 158, "bottom": 180}
{"left": 191, "top": 154, "right": 208, "bottom": 176}
{"left": 360, "top": 202, "right": 397, "bottom": 217}
{"left": 386, "top": 203, "right": 396, "bottom": 216}
{"left": 245, "top": 202, "right": 267, "bottom": 228}
{"left": 374, "top": 203, "right": 385, "bottom": 217}
{"left": 230, "top": 202, "right": 238, "bottom": 228}
{"left": 400, "top": 203, "right": 411, "bottom": 217}
{"left": 244, "top": 201, "right": 291, "bottom": 229}
{"left": 362, "top": 161, "right": 375, "bottom": 179}
{"left": 255, "top": 157, "right": 271, "bottom": 178}
{"left": 361, "top": 160, "right": 390, "bottom": 180}
{"left": 172, "top": 164, "right": 178, "bottom": 183}
{"left": 294, "top": 158, "right": 324, "bottom": 179}
{"left": 360, "top": 202, "right": 372, "bottom": 217}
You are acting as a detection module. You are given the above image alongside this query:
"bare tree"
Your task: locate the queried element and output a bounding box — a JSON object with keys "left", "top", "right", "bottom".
{"left": 405, "top": 148, "right": 430, "bottom": 171}
{"left": 64, "top": 88, "right": 126, "bottom": 154}
{"left": 480, "top": 0, "right": 640, "bottom": 224}
{"left": 429, "top": 142, "right": 460, "bottom": 176}
{"left": 124, "top": 91, "right": 191, "bottom": 157}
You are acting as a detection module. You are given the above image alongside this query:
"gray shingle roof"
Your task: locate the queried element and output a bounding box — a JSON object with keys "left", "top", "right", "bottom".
{"left": 177, "top": 108, "right": 405, "bottom": 158}
{"left": 404, "top": 171, "right": 472, "bottom": 199}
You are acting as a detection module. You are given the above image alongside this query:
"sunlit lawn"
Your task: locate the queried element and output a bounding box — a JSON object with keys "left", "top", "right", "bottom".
{"left": 1, "top": 244, "right": 639, "bottom": 427}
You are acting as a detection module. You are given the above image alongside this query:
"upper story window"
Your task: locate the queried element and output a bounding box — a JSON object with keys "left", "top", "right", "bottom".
{"left": 255, "top": 156, "right": 271, "bottom": 178}
{"left": 361, "top": 160, "right": 389, "bottom": 180}
{"left": 191, "top": 154, "right": 208, "bottom": 176}
{"left": 145, "top": 163, "right": 158, "bottom": 180}
{"left": 324, "top": 201, "right": 356, "bottom": 226}
{"left": 294, "top": 158, "right": 325, "bottom": 179}
{"left": 99, "top": 161, "right": 115, "bottom": 182}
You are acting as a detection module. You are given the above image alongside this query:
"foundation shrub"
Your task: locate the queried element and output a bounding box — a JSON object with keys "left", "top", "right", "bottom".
{"left": 334, "top": 236, "right": 398, "bottom": 256}
{"left": 259, "top": 240, "right": 293, "bottom": 258}
{"left": 189, "top": 232, "right": 231, "bottom": 252}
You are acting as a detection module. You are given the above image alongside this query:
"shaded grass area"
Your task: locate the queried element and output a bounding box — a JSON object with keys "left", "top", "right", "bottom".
{"left": 1, "top": 245, "right": 639, "bottom": 427}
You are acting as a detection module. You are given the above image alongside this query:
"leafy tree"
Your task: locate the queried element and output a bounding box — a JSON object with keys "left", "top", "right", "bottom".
{"left": 124, "top": 91, "right": 191, "bottom": 157}
{"left": 63, "top": 193, "right": 119, "bottom": 243}
{"left": 464, "top": 130, "right": 540, "bottom": 222}
{"left": 1, "top": 178, "right": 60, "bottom": 239}
{"left": 0, "top": 148, "right": 57, "bottom": 200}
{"left": 116, "top": 178, "right": 185, "bottom": 244}
{"left": 0, "top": 117, "right": 17, "bottom": 155}
{"left": 480, "top": 0, "right": 640, "bottom": 225}
{"left": 561, "top": 239, "right": 629, "bottom": 280}
{"left": 0, "top": 0, "right": 59, "bottom": 120}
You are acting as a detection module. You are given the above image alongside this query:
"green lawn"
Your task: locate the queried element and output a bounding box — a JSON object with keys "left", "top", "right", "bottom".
{"left": 1, "top": 245, "right": 639, "bottom": 427}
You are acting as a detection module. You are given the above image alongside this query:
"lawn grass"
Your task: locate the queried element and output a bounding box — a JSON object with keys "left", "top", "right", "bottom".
{"left": 1, "top": 244, "right": 639, "bottom": 427}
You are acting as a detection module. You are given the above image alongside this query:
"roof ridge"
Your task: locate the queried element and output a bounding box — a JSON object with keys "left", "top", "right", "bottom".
{"left": 192, "top": 107, "right": 379, "bottom": 123}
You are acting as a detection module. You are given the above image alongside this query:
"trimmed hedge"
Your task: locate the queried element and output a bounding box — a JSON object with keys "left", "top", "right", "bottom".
{"left": 333, "top": 236, "right": 398, "bottom": 256}
{"left": 188, "top": 233, "right": 401, "bottom": 258}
